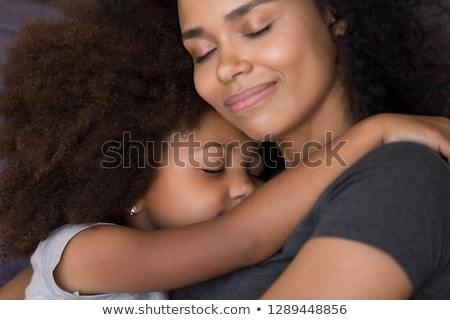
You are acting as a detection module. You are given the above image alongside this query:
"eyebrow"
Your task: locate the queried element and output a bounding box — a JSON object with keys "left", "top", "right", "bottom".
{"left": 182, "top": 28, "right": 203, "bottom": 40}
{"left": 181, "top": 0, "right": 274, "bottom": 40}
{"left": 225, "top": 0, "right": 274, "bottom": 21}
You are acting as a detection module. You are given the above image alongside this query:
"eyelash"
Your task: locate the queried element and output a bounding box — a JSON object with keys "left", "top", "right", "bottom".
{"left": 249, "top": 172, "right": 264, "bottom": 181}
{"left": 194, "top": 23, "right": 273, "bottom": 64}
{"left": 195, "top": 48, "right": 217, "bottom": 64}
{"left": 245, "top": 23, "right": 272, "bottom": 38}
{"left": 201, "top": 168, "right": 224, "bottom": 175}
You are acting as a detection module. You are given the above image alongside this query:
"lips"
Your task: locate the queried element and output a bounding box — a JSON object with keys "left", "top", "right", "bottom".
{"left": 225, "top": 82, "right": 276, "bottom": 113}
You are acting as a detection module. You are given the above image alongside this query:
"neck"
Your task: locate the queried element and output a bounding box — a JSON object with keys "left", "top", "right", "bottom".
{"left": 278, "top": 83, "right": 353, "bottom": 167}
{"left": 124, "top": 211, "right": 157, "bottom": 231}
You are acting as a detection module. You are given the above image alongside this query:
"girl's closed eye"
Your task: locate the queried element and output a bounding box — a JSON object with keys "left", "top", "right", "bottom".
{"left": 244, "top": 157, "right": 265, "bottom": 181}
{"left": 248, "top": 171, "right": 264, "bottom": 181}
{"left": 200, "top": 167, "right": 224, "bottom": 175}
{"left": 247, "top": 164, "right": 265, "bottom": 181}
{"left": 199, "top": 156, "right": 225, "bottom": 174}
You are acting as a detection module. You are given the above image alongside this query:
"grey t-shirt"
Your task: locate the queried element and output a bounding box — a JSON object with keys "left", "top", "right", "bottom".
{"left": 171, "top": 142, "right": 450, "bottom": 299}
{"left": 26, "top": 223, "right": 167, "bottom": 300}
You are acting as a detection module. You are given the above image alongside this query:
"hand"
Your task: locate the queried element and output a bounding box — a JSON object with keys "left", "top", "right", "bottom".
{"left": 369, "top": 114, "right": 450, "bottom": 163}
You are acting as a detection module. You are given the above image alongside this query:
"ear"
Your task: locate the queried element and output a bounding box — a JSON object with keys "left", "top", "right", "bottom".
{"left": 332, "top": 20, "right": 347, "bottom": 37}
{"left": 130, "top": 199, "right": 145, "bottom": 216}
{"left": 323, "top": 6, "right": 347, "bottom": 37}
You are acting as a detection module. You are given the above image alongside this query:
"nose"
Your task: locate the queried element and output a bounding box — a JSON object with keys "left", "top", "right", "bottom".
{"left": 228, "top": 170, "right": 257, "bottom": 203}
{"left": 216, "top": 45, "right": 252, "bottom": 84}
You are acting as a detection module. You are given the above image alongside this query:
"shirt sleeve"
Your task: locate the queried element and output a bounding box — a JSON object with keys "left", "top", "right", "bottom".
{"left": 311, "top": 142, "right": 450, "bottom": 294}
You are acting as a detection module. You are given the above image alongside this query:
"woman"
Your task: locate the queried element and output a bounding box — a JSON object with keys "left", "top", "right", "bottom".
{"left": 1, "top": 0, "right": 450, "bottom": 299}
{"left": 171, "top": 0, "right": 450, "bottom": 299}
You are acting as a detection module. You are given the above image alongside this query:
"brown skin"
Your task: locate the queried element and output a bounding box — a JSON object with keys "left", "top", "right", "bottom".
{"left": 1, "top": 0, "right": 450, "bottom": 299}
{"left": 2, "top": 114, "right": 450, "bottom": 298}
{"left": 178, "top": 0, "right": 450, "bottom": 298}
{"left": 0, "top": 267, "right": 31, "bottom": 300}
{"left": 0, "top": 0, "right": 206, "bottom": 260}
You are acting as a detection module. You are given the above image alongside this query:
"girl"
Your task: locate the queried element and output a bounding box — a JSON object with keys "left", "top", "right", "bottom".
{"left": 0, "top": 0, "right": 272, "bottom": 299}
{"left": 1, "top": 0, "right": 450, "bottom": 299}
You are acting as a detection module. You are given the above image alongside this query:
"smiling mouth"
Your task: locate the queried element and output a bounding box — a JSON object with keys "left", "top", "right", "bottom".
{"left": 225, "top": 82, "right": 276, "bottom": 113}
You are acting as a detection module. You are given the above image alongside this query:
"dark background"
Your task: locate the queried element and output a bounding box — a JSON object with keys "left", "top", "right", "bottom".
{"left": 0, "top": 0, "right": 60, "bottom": 288}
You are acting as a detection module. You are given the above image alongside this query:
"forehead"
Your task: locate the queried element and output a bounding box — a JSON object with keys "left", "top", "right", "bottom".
{"left": 178, "top": 0, "right": 277, "bottom": 24}
{"left": 169, "top": 111, "right": 259, "bottom": 159}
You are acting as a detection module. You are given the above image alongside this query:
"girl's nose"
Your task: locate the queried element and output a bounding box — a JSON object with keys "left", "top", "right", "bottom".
{"left": 228, "top": 171, "right": 257, "bottom": 202}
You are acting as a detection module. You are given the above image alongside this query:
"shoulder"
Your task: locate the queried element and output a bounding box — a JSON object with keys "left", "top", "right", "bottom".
{"left": 31, "top": 223, "right": 106, "bottom": 262}
{"left": 352, "top": 141, "right": 448, "bottom": 174}
{"left": 316, "top": 142, "right": 450, "bottom": 224}
{"left": 312, "top": 143, "right": 450, "bottom": 294}
{"left": 329, "top": 142, "right": 450, "bottom": 199}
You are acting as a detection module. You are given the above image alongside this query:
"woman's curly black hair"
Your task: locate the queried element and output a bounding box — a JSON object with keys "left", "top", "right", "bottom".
{"left": 0, "top": 0, "right": 208, "bottom": 259}
{"left": 314, "top": 0, "right": 450, "bottom": 120}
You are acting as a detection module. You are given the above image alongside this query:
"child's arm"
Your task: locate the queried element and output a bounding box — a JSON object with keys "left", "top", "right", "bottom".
{"left": 55, "top": 114, "right": 450, "bottom": 295}
{"left": 0, "top": 266, "right": 32, "bottom": 300}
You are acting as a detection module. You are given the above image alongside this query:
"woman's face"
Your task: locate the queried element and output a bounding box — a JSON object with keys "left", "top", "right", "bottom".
{"left": 178, "top": 0, "right": 350, "bottom": 143}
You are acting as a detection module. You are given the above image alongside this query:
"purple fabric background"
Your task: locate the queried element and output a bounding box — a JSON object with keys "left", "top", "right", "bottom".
{"left": 0, "top": 0, "right": 60, "bottom": 288}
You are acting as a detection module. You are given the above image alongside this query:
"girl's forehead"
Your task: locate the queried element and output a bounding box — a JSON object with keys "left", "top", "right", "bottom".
{"left": 195, "top": 111, "right": 253, "bottom": 143}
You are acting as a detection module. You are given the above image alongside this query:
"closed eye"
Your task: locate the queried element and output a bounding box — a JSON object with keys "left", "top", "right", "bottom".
{"left": 249, "top": 172, "right": 264, "bottom": 181}
{"left": 201, "top": 168, "right": 224, "bottom": 174}
{"left": 245, "top": 23, "right": 272, "bottom": 38}
{"left": 195, "top": 48, "right": 217, "bottom": 64}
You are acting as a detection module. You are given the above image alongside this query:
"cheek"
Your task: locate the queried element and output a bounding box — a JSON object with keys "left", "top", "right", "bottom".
{"left": 153, "top": 180, "right": 226, "bottom": 228}
{"left": 191, "top": 189, "right": 226, "bottom": 216}
{"left": 276, "top": 33, "right": 337, "bottom": 96}
{"left": 258, "top": 36, "right": 298, "bottom": 66}
{"left": 265, "top": 34, "right": 308, "bottom": 80}
{"left": 194, "top": 68, "right": 217, "bottom": 106}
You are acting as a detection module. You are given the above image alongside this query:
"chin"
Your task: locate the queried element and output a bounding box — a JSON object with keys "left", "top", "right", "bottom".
{"left": 243, "top": 121, "right": 285, "bottom": 141}
{"left": 233, "top": 122, "right": 273, "bottom": 142}
{"left": 243, "top": 129, "right": 276, "bottom": 142}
